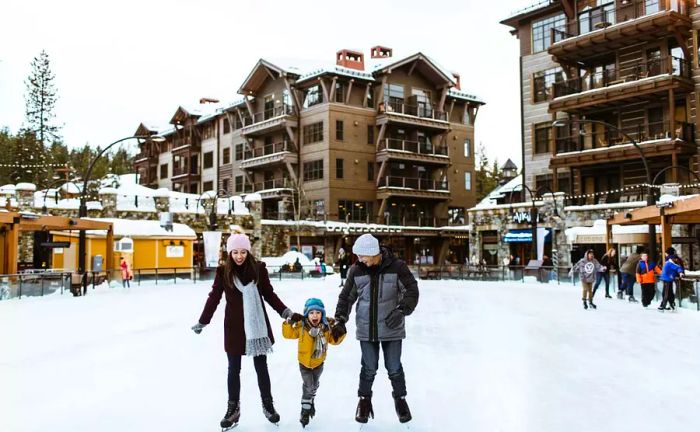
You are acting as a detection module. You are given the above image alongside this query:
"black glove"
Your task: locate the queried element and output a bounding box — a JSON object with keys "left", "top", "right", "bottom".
{"left": 331, "top": 321, "right": 347, "bottom": 340}
{"left": 334, "top": 315, "right": 347, "bottom": 324}
{"left": 289, "top": 313, "right": 304, "bottom": 323}
{"left": 385, "top": 308, "right": 405, "bottom": 330}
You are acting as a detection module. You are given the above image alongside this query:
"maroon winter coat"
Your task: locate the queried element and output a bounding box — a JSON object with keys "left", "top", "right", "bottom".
{"left": 198, "top": 262, "right": 288, "bottom": 355}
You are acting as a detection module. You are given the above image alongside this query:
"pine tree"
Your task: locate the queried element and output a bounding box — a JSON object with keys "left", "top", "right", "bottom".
{"left": 25, "top": 50, "right": 60, "bottom": 146}
{"left": 0, "top": 128, "right": 13, "bottom": 185}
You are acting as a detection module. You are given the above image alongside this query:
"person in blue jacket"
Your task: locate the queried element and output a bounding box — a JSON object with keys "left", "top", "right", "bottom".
{"left": 658, "top": 247, "right": 684, "bottom": 311}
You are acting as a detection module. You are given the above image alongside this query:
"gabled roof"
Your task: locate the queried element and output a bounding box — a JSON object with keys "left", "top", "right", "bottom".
{"left": 371, "top": 52, "right": 457, "bottom": 86}
{"left": 134, "top": 123, "right": 159, "bottom": 137}
{"left": 502, "top": 158, "right": 518, "bottom": 170}
{"left": 170, "top": 105, "right": 204, "bottom": 125}
{"left": 296, "top": 64, "right": 375, "bottom": 85}
{"left": 238, "top": 58, "right": 300, "bottom": 95}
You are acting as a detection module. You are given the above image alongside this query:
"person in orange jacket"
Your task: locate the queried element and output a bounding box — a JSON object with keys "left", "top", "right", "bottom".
{"left": 635, "top": 251, "right": 661, "bottom": 307}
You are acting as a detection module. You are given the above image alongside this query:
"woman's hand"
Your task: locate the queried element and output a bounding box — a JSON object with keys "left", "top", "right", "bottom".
{"left": 191, "top": 323, "right": 207, "bottom": 334}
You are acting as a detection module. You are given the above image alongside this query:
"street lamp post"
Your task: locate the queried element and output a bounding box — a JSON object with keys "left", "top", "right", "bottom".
{"left": 553, "top": 119, "right": 656, "bottom": 260}
{"left": 78, "top": 135, "right": 164, "bottom": 295}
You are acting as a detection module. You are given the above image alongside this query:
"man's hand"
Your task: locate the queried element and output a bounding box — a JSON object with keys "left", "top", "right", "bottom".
{"left": 385, "top": 308, "right": 405, "bottom": 330}
{"left": 331, "top": 321, "right": 346, "bottom": 340}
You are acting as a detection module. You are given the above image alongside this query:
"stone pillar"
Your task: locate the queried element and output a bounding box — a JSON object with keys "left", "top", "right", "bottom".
{"left": 154, "top": 188, "right": 171, "bottom": 213}
{"left": 244, "top": 193, "right": 263, "bottom": 258}
{"left": 15, "top": 183, "right": 36, "bottom": 212}
{"left": 99, "top": 187, "right": 118, "bottom": 218}
{"left": 14, "top": 183, "right": 37, "bottom": 265}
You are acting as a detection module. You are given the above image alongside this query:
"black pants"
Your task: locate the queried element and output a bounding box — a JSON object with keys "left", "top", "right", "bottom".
{"left": 640, "top": 283, "right": 655, "bottom": 306}
{"left": 226, "top": 353, "right": 272, "bottom": 402}
{"left": 659, "top": 281, "right": 676, "bottom": 309}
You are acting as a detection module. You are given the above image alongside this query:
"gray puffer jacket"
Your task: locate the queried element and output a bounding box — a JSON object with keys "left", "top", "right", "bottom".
{"left": 335, "top": 248, "right": 419, "bottom": 342}
{"left": 571, "top": 257, "right": 604, "bottom": 284}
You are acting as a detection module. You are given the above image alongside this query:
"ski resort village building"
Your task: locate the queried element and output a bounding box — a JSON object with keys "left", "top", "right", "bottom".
{"left": 132, "top": 47, "right": 484, "bottom": 265}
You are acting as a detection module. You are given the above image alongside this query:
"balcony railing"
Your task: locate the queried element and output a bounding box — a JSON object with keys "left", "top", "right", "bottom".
{"left": 254, "top": 178, "right": 291, "bottom": 191}
{"left": 172, "top": 166, "right": 200, "bottom": 177}
{"left": 379, "top": 100, "right": 447, "bottom": 121}
{"left": 555, "top": 121, "right": 695, "bottom": 153}
{"left": 251, "top": 104, "right": 294, "bottom": 123}
{"left": 243, "top": 141, "right": 291, "bottom": 160}
{"left": 552, "top": 56, "right": 691, "bottom": 99}
{"left": 382, "top": 138, "right": 449, "bottom": 156}
{"left": 550, "top": 0, "right": 686, "bottom": 42}
{"left": 171, "top": 137, "right": 198, "bottom": 149}
{"left": 378, "top": 176, "right": 449, "bottom": 191}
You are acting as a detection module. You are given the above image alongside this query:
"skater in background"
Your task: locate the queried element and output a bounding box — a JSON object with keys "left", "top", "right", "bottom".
{"left": 119, "top": 257, "right": 131, "bottom": 288}
{"left": 658, "top": 247, "right": 684, "bottom": 311}
{"left": 570, "top": 249, "right": 605, "bottom": 310}
{"left": 337, "top": 248, "right": 350, "bottom": 287}
{"left": 619, "top": 246, "right": 643, "bottom": 302}
{"left": 635, "top": 251, "right": 661, "bottom": 307}
{"left": 334, "top": 233, "right": 419, "bottom": 424}
{"left": 191, "top": 233, "right": 302, "bottom": 429}
{"left": 593, "top": 248, "right": 617, "bottom": 299}
{"left": 282, "top": 298, "right": 346, "bottom": 428}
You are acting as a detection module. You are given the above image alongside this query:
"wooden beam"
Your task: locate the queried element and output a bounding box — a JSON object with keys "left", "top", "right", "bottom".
{"left": 363, "top": 84, "right": 371, "bottom": 108}
{"left": 318, "top": 78, "right": 330, "bottom": 103}
{"left": 328, "top": 77, "right": 338, "bottom": 103}
{"left": 407, "top": 61, "right": 417, "bottom": 76}
{"left": 375, "top": 123, "right": 386, "bottom": 151}
{"left": 285, "top": 125, "right": 298, "bottom": 151}
{"left": 605, "top": 219, "right": 612, "bottom": 253}
{"left": 447, "top": 99, "right": 456, "bottom": 121}
{"left": 244, "top": 170, "right": 255, "bottom": 188}
{"left": 377, "top": 198, "right": 388, "bottom": 222}
{"left": 285, "top": 160, "right": 298, "bottom": 184}
{"left": 6, "top": 219, "right": 19, "bottom": 274}
{"left": 345, "top": 79, "right": 354, "bottom": 105}
{"left": 437, "top": 86, "right": 448, "bottom": 112}
{"left": 244, "top": 97, "right": 255, "bottom": 120}
{"left": 284, "top": 79, "right": 301, "bottom": 112}
{"left": 660, "top": 211, "right": 672, "bottom": 258}
{"left": 106, "top": 226, "right": 114, "bottom": 275}
{"left": 673, "top": 29, "right": 690, "bottom": 61}
{"left": 236, "top": 108, "right": 245, "bottom": 126}
{"left": 263, "top": 66, "right": 276, "bottom": 80}
{"left": 376, "top": 160, "right": 387, "bottom": 186}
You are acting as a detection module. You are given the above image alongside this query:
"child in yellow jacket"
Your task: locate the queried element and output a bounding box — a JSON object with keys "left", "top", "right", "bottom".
{"left": 283, "top": 297, "right": 345, "bottom": 428}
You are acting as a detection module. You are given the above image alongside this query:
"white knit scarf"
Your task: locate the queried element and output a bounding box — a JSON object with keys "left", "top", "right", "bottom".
{"left": 233, "top": 277, "right": 273, "bottom": 356}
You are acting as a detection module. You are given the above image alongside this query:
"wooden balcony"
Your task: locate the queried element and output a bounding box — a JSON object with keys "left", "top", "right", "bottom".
{"left": 171, "top": 136, "right": 200, "bottom": 156}
{"left": 377, "top": 176, "right": 450, "bottom": 200}
{"left": 548, "top": 0, "right": 692, "bottom": 63}
{"left": 252, "top": 178, "right": 293, "bottom": 199}
{"left": 239, "top": 141, "right": 298, "bottom": 170}
{"left": 376, "top": 138, "right": 450, "bottom": 165}
{"left": 377, "top": 100, "right": 449, "bottom": 131}
{"left": 171, "top": 166, "right": 200, "bottom": 180}
{"left": 549, "top": 56, "right": 693, "bottom": 113}
{"left": 239, "top": 104, "right": 297, "bottom": 137}
{"left": 550, "top": 121, "right": 696, "bottom": 168}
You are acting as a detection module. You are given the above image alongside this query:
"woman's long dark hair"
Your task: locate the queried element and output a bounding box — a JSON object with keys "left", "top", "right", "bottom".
{"left": 223, "top": 250, "right": 260, "bottom": 290}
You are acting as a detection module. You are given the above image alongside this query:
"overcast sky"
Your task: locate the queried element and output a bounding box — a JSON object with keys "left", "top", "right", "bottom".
{"left": 1, "top": 0, "right": 528, "bottom": 166}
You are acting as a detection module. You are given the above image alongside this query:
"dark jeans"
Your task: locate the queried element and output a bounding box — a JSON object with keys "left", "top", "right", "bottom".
{"left": 226, "top": 353, "right": 272, "bottom": 402}
{"left": 659, "top": 281, "right": 676, "bottom": 309}
{"left": 592, "top": 272, "right": 610, "bottom": 297}
{"left": 641, "top": 283, "right": 656, "bottom": 306}
{"left": 621, "top": 273, "right": 635, "bottom": 296}
{"left": 358, "top": 340, "right": 406, "bottom": 398}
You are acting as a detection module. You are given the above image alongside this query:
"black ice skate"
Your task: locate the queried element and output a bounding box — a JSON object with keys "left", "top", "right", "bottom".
{"left": 588, "top": 299, "right": 597, "bottom": 309}
{"left": 220, "top": 400, "right": 240, "bottom": 430}
{"left": 394, "top": 396, "right": 412, "bottom": 423}
{"left": 300, "top": 398, "right": 315, "bottom": 428}
{"left": 628, "top": 296, "right": 639, "bottom": 303}
{"left": 582, "top": 299, "right": 588, "bottom": 310}
{"left": 355, "top": 396, "right": 374, "bottom": 423}
{"left": 617, "top": 291, "right": 624, "bottom": 300}
{"left": 262, "top": 398, "right": 280, "bottom": 424}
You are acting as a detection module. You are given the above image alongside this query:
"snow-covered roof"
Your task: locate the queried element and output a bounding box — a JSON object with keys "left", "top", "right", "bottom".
{"left": 565, "top": 219, "right": 659, "bottom": 244}
{"left": 296, "top": 64, "right": 375, "bottom": 84}
{"left": 447, "top": 88, "right": 484, "bottom": 104}
{"left": 15, "top": 183, "right": 36, "bottom": 191}
{"left": 84, "top": 218, "right": 196, "bottom": 238}
{"left": 261, "top": 219, "right": 468, "bottom": 232}
{"left": 474, "top": 176, "right": 523, "bottom": 208}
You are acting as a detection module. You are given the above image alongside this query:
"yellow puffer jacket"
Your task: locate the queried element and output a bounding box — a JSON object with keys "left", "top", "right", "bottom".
{"left": 282, "top": 318, "right": 345, "bottom": 369}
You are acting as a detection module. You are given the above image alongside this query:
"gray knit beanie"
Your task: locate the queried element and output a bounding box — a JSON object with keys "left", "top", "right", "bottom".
{"left": 352, "top": 234, "right": 380, "bottom": 256}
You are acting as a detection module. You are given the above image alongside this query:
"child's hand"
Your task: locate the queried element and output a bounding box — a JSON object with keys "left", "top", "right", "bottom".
{"left": 289, "top": 313, "right": 304, "bottom": 323}
{"left": 331, "top": 321, "right": 346, "bottom": 340}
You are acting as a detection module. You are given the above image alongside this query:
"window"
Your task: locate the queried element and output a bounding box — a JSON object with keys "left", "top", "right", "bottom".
{"left": 160, "top": 163, "right": 168, "bottom": 179}
{"left": 203, "top": 181, "right": 213, "bottom": 192}
{"left": 336, "top": 120, "right": 344, "bottom": 141}
{"left": 223, "top": 118, "right": 231, "bottom": 134}
{"left": 557, "top": 173, "right": 570, "bottom": 194}
{"left": 203, "top": 151, "right": 214, "bottom": 169}
{"left": 384, "top": 83, "right": 404, "bottom": 109}
{"left": 235, "top": 175, "right": 243, "bottom": 193}
{"left": 367, "top": 125, "right": 374, "bottom": 145}
{"left": 202, "top": 123, "right": 215, "bottom": 139}
{"left": 367, "top": 162, "right": 374, "bottom": 181}
{"left": 536, "top": 174, "right": 553, "bottom": 193}
{"left": 303, "top": 122, "right": 324, "bottom": 144}
{"left": 222, "top": 178, "right": 230, "bottom": 194}
{"left": 448, "top": 207, "right": 466, "bottom": 225}
{"left": 303, "top": 159, "right": 324, "bottom": 182}
{"left": 464, "top": 139, "right": 471, "bottom": 157}
{"left": 534, "top": 123, "right": 551, "bottom": 154}
{"left": 313, "top": 199, "right": 325, "bottom": 219}
{"left": 334, "top": 82, "right": 346, "bottom": 103}
{"left": 578, "top": 1, "right": 616, "bottom": 35}
{"left": 222, "top": 148, "right": 231, "bottom": 165}
{"left": 336, "top": 158, "right": 344, "bottom": 179}
{"left": 465, "top": 172, "right": 472, "bottom": 190}
{"left": 235, "top": 144, "right": 243, "bottom": 160}
{"left": 264, "top": 95, "right": 274, "bottom": 119}
{"left": 532, "top": 13, "right": 566, "bottom": 53}
{"left": 338, "top": 200, "right": 374, "bottom": 222}
{"left": 533, "top": 67, "right": 564, "bottom": 102}
{"left": 303, "top": 85, "right": 322, "bottom": 108}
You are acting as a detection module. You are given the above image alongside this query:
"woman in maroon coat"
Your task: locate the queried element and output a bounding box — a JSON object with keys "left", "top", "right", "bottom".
{"left": 192, "top": 233, "right": 302, "bottom": 429}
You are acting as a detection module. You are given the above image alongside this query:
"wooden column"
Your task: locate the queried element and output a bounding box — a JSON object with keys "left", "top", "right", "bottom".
{"left": 106, "top": 226, "right": 114, "bottom": 276}
{"left": 553, "top": 166, "right": 559, "bottom": 192}
{"left": 605, "top": 220, "right": 612, "bottom": 254}
{"left": 668, "top": 88, "right": 675, "bottom": 140}
{"left": 6, "top": 219, "right": 19, "bottom": 275}
{"left": 660, "top": 210, "right": 671, "bottom": 258}
{"left": 328, "top": 77, "right": 338, "bottom": 102}
{"left": 345, "top": 79, "right": 354, "bottom": 105}
{"left": 672, "top": 152, "right": 678, "bottom": 183}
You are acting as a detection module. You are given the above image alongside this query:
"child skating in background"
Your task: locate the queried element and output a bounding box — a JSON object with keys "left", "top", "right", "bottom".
{"left": 635, "top": 251, "right": 661, "bottom": 307}
{"left": 282, "top": 298, "right": 346, "bottom": 428}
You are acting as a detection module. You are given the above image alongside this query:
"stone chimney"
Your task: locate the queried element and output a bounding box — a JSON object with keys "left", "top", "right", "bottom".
{"left": 98, "top": 187, "right": 118, "bottom": 218}
{"left": 199, "top": 97, "right": 220, "bottom": 104}
{"left": 15, "top": 183, "right": 37, "bottom": 212}
{"left": 452, "top": 72, "right": 461, "bottom": 90}
{"left": 370, "top": 46, "right": 393, "bottom": 59}
{"left": 336, "top": 49, "right": 365, "bottom": 71}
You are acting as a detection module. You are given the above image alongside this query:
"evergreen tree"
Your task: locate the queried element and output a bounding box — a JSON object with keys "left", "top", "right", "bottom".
{"left": 475, "top": 143, "right": 503, "bottom": 202}
{"left": 25, "top": 50, "right": 60, "bottom": 146}
{"left": 0, "top": 128, "right": 14, "bottom": 185}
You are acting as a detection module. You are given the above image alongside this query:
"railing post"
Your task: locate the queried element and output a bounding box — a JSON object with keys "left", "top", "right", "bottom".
{"left": 19, "top": 276, "right": 22, "bottom": 299}
{"left": 155, "top": 268, "right": 158, "bottom": 285}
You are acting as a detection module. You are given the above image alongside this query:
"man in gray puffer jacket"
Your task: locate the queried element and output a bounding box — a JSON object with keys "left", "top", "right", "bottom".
{"left": 570, "top": 249, "right": 605, "bottom": 310}
{"left": 334, "top": 234, "right": 419, "bottom": 425}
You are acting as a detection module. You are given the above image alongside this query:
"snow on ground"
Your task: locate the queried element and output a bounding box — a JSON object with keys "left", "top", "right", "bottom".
{"left": 2, "top": 277, "right": 700, "bottom": 432}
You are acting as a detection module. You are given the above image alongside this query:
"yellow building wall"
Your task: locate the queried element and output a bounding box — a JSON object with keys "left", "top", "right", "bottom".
{"left": 156, "top": 240, "right": 193, "bottom": 269}
{"left": 133, "top": 239, "right": 157, "bottom": 269}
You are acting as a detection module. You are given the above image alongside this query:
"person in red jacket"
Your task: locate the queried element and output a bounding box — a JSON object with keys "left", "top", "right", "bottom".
{"left": 191, "top": 233, "right": 302, "bottom": 429}
{"left": 635, "top": 251, "right": 661, "bottom": 307}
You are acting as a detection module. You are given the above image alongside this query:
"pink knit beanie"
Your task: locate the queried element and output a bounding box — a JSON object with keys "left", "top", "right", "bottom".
{"left": 226, "top": 233, "right": 251, "bottom": 253}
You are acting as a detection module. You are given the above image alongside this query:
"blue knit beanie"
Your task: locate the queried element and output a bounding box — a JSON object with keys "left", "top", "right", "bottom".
{"left": 304, "top": 298, "right": 327, "bottom": 324}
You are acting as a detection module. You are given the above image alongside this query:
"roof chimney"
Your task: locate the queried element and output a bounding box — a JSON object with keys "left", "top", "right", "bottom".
{"left": 452, "top": 72, "right": 461, "bottom": 90}
{"left": 371, "top": 46, "right": 393, "bottom": 59}
{"left": 199, "top": 97, "right": 220, "bottom": 104}
{"left": 336, "top": 49, "right": 365, "bottom": 71}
